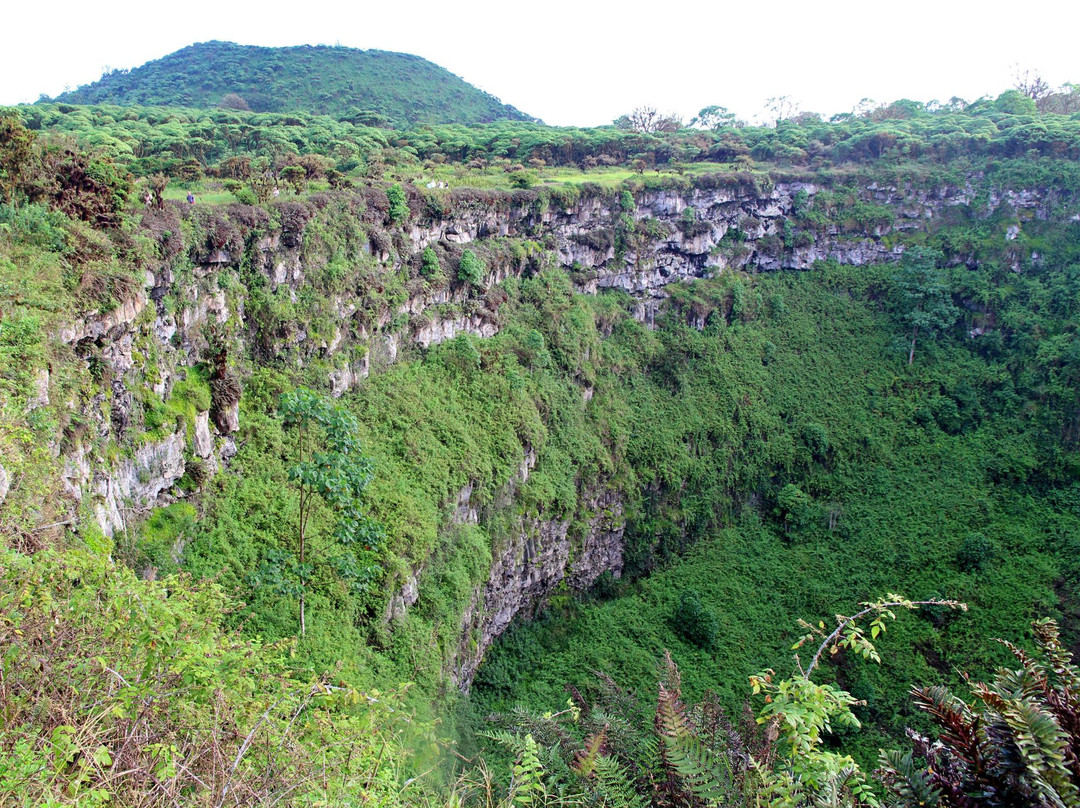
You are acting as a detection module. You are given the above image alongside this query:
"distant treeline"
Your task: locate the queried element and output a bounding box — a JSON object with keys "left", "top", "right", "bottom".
{"left": 9, "top": 88, "right": 1080, "bottom": 181}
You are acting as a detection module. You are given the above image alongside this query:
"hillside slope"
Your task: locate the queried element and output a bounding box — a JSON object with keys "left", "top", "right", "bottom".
{"left": 44, "top": 41, "right": 534, "bottom": 126}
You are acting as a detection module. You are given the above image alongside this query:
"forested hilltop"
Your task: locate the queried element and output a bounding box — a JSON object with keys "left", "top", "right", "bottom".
{"left": 2, "top": 76, "right": 1080, "bottom": 807}
{"left": 43, "top": 41, "right": 534, "bottom": 127}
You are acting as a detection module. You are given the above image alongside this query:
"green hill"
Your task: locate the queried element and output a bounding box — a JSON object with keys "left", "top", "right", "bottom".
{"left": 43, "top": 40, "right": 535, "bottom": 127}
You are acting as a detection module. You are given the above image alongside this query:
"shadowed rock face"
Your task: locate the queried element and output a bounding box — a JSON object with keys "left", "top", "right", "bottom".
{"left": 450, "top": 483, "right": 625, "bottom": 690}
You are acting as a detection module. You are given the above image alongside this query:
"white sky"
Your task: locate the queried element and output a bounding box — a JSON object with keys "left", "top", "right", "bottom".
{"left": 3, "top": 0, "right": 1077, "bottom": 126}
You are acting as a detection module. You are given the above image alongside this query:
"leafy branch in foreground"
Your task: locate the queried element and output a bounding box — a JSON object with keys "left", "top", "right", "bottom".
{"left": 750, "top": 594, "right": 966, "bottom": 807}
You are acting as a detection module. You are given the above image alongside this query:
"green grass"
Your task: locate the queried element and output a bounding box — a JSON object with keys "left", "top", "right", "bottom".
{"left": 162, "top": 187, "right": 236, "bottom": 205}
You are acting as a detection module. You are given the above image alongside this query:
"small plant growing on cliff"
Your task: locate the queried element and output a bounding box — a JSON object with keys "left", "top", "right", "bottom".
{"left": 386, "top": 182, "right": 409, "bottom": 224}
{"left": 420, "top": 246, "right": 442, "bottom": 280}
{"left": 458, "top": 249, "right": 486, "bottom": 286}
{"left": 256, "top": 389, "right": 384, "bottom": 635}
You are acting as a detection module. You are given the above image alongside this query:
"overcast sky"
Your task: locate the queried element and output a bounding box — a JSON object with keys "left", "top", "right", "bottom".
{"left": 4, "top": 0, "right": 1077, "bottom": 126}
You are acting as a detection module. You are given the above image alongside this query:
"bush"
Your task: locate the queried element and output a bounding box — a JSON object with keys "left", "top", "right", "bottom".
{"left": 457, "top": 249, "right": 486, "bottom": 286}
{"left": 508, "top": 171, "right": 536, "bottom": 189}
{"left": 420, "top": 246, "right": 441, "bottom": 280}
{"left": 0, "top": 549, "right": 415, "bottom": 807}
{"left": 802, "top": 422, "right": 830, "bottom": 462}
{"left": 225, "top": 181, "right": 257, "bottom": 206}
{"left": 386, "top": 182, "right": 409, "bottom": 223}
{"left": 956, "top": 532, "right": 993, "bottom": 572}
{"left": 671, "top": 589, "right": 719, "bottom": 649}
{"left": 777, "top": 483, "right": 814, "bottom": 531}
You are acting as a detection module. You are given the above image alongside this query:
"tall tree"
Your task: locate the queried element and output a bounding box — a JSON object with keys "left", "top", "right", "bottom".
{"left": 262, "top": 389, "right": 383, "bottom": 635}
{"left": 892, "top": 247, "right": 959, "bottom": 365}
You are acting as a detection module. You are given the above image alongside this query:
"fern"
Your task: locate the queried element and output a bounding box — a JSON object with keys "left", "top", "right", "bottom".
{"left": 978, "top": 689, "right": 1079, "bottom": 807}
{"left": 884, "top": 619, "right": 1080, "bottom": 808}
{"left": 572, "top": 726, "right": 608, "bottom": 777}
{"left": 664, "top": 733, "right": 734, "bottom": 805}
{"left": 591, "top": 755, "right": 648, "bottom": 808}
{"left": 876, "top": 750, "right": 941, "bottom": 808}
{"left": 510, "top": 735, "right": 547, "bottom": 808}
{"left": 655, "top": 681, "right": 693, "bottom": 741}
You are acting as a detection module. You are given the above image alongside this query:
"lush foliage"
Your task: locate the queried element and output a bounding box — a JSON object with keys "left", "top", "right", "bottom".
{"left": 0, "top": 549, "right": 426, "bottom": 807}
{"left": 4, "top": 78, "right": 1080, "bottom": 808}
{"left": 46, "top": 41, "right": 533, "bottom": 126}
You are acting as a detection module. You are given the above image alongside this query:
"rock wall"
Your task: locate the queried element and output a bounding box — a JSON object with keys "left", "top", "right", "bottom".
{"left": 450, "top": 484, "right": 625, "bottom": 690}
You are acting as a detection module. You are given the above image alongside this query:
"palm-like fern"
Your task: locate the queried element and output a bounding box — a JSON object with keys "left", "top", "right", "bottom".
{"left": 881, "top": 618, "right": 1080, "bottom": 808}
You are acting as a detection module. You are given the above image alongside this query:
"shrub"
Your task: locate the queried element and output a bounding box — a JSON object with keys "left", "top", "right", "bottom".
{"left": 777, "top": 483, "right": 814, "bottom": 531}
{"left": 508, "top": 170, "right": 536, "bottom": 189}
{"left": 420, "top": 246, "right": 441, "bottom": 280}
{"left": 457, "top": 249, "right": 486, "bottom": 286}
{"left": 671, "top": 589, "right": 719, "bottom": 649}
{"left": 386, "top": 183, "right": 409, "bottom": 223}
{"left": 802, "top": 422, "right": 830, "bottom": 462}
{"left": 956, "top": 531, "right": 993, "bottom": 572}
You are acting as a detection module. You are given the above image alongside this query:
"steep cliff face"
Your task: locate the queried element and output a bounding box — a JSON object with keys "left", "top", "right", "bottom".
{"left": 448, "top": 456, "right": 625, "bottom": 689}
{"left": 38, "top": 172, "right": 1062, "bottom": 683}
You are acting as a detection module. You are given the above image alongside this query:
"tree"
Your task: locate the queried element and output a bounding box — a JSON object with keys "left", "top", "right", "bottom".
{"left": 261, "top": 389, "right": 383, "bottom": 636}
{"left": 279, "top": 164, "right": 307, "bottom": 194}
{"left": 614, "top": 106, "right": 682, "bottom": 133}
{"left": 218, "top": 92, "right": 252, "bottom": 111}
{"left": 1013, "top": 65, "right": 1052, "bottom": 104}
{"left": 691, "top": 105, "right": 738, "bottom": 130}
{"left": 892, "top": 247, "right": 958, "bottom": 365}
{"left": 766, "top": 96, "right": 800, "bottom": 125}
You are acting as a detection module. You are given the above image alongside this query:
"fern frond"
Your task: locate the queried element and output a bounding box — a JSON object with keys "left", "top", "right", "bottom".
{"left": 876, "top": 749, "right": 941, "bottom": 808}
{"left": 1032, "top": 618, "right": 1080, "bottom": 695}
{"left": 912, "top": 685, "right": 985, "bottom": 772}
{"left": 510, "top": 734, "right": 547, "bottom": 808}
{"left": 591, "top": 754, "right": 648, "bottom": 808}
{"left": 592, "top": 670, "right": 649, "bottom": 726}
{"left": 660, "top": 649, "right": 682, "bottom": 699}
{"left": 664, "top": 733, "right": 734, "bottom": 805}
{"left": 981, "top": 692, "right": 1079, "bottom": 808}
{"left": 572, "top": 725, "right": 609, "bottom": 777}
{"left": 655, "top": 682, "right": 692, "bottom": 741}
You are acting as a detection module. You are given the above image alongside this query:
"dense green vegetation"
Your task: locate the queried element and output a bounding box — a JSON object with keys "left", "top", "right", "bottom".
{"left": 9, "top": 86, "right": 1080, "bottom": 192}
{"left": 468, "top": 262, "right": 1080, "bottom": 763}
{"left": 3, "top": 70, "right": 1080, "bottom": 805}
{"left": 46, "top": 41, "right": 533, "bottom": 127}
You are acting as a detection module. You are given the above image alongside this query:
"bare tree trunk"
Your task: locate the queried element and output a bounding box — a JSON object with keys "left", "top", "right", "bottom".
{"left": 908, "top": 326, "right": 918, "bottom": 365}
